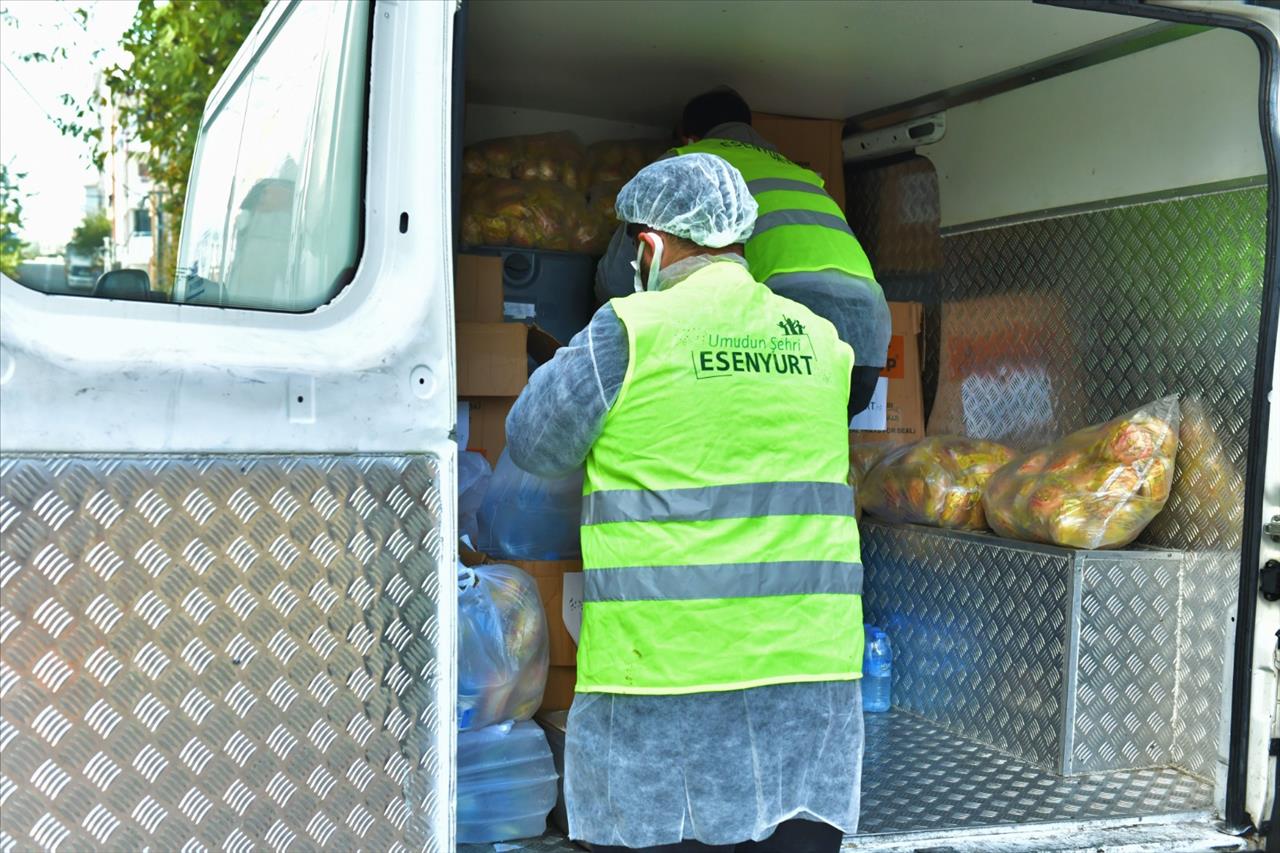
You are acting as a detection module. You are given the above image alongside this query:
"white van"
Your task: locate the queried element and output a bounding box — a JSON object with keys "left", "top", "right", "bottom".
{"left": 0, "top": 1, "right": 1276, "bottom": 850}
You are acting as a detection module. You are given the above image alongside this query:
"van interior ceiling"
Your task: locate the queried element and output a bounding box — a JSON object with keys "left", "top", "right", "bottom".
{"left": 460, "top": 0, "right": 1270, "bottom": 849}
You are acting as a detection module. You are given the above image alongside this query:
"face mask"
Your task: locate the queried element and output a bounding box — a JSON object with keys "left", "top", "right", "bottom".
{"left": 630, "top": 232, "right": 664, "bottom": 293}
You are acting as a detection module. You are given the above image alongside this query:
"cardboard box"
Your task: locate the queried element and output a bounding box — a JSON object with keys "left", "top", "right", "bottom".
{"left": 461, "top": 397, "right": 516, "bottom": 467}
{"left": 455, "top": 254, "right": 504, "bottom": 322}
{"left": 508, "top": 558, "right": 582, "bottom": 668}
{"left": 542, "top": 665, "right": 577, "bottom": 712}
{"left": 456, "top": 322, "right": 529, "bottom": 397}
{"left": 456, "top": 321, "right": 564, "bottom": 399}
{"left": 852, "top": 301, "right": 925, "bottom": 446}
{"left": 752, "top": 112, "right": 846, "bottom": 212}
{"left": 457, "top": 322, "right": 562, "bottom": 464}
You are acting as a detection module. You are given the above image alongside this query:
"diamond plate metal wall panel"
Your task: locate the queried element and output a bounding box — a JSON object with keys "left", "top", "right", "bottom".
{"left": 931, "top": 188, "right": 1266, "bottom": 556}
{"left": 845, "top": 157, "right": 943, "bottom": 412}
{"left": 850, "top": 181, "right": 1263, "bottom": 784}
{"left": 1069, "top": 553, "right": 1180, "bottom": 773}
{"left": 1173, "top": 551, "right": 1238, "bottom": 782}
{"left": 846, "top": 156, "right": 943, "bottom": 291}
{"left": 861, "top": 523, "right": 1071, "bottom": 769}
{"left": 0, "top": 455, "right": 450, "bottom": 853}
{"left": 862, "top": 522, "right": 1189, "bottom": 776}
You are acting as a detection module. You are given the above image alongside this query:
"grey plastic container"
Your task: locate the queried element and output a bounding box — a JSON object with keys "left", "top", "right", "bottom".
{"left": 463, "top": 247, "right": 597, "bottom": 344}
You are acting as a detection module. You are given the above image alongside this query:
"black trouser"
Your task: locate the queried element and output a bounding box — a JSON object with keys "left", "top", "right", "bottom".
{"left": 589, "top": 818, "right": 844, "bottom": 853}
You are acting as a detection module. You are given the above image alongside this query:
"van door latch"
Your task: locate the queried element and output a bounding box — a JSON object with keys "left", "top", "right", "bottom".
{"left": 1266, "top": 515, "right": 1280, "bottom": 541}
{"left": 1261, "top": 561, "right": 1280, "bottom": 602}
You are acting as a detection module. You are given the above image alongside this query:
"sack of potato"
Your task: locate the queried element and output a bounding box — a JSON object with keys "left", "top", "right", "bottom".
{"left": 464, "top": 132, "right": 588, "bottom": 190}
{"left": 588, "top": 180, "right": 625, "bottom": 229}
{"left": 982, "top": 397, "right": 1180, "bottom": 549}
{"left": 461, "top": 177, "right": 604, "bottom": 253}
{"left": 585, "top": 138, "right": 670, "bottom": 185}
{"left": 860, "top": 437, "right": 1015, "bottom": 530}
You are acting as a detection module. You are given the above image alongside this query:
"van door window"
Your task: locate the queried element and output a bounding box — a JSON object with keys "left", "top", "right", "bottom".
{"left": 175, "top": 0, "right": 369, "bottom": 311}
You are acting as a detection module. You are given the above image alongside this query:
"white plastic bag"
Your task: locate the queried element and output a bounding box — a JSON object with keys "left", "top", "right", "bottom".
{"left": 457, "top": 563, "right": 549, "bottom": 731}
{"left": 458, "top": 451, "right": 493, "bottom": 545}
{"left": 477, "top": 449, "right": 583, "bottom": 560}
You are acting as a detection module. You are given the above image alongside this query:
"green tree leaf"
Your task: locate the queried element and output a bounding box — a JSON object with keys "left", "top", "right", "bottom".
{"left": 69, "top": 209, "right": 112, "bottom": 257}
{"left": 0, "top": 165, "right": 33, "bottom": 277}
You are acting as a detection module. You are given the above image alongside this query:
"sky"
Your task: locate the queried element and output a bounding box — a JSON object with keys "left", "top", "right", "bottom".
{"left": 1, "top": 0, "right": 137, "bottom": 253}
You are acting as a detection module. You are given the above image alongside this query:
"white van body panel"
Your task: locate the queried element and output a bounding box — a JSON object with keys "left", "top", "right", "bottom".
{"left": 920, "top": 27, "right": 1265, "bottom": 229}
{"left": 465, "top": 0, "right": 1152, "bottom": 125}
{"left": 0, "top": 0, "right": 456, "bottom": 457}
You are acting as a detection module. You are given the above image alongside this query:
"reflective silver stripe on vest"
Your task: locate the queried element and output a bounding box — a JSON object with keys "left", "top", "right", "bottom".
{"left": 586, "top": 558, "right": 865, "bottom": 596}
{"left": 745, "top": 178, "right": 828, "bottom": 197}
{"left": 586, "top": 560, "right": 863, "bottom": 602}
{"left": 582, "top": 481, "right": 854, "bottom": 526}
{"left": 754, "top": 209, "right": 854, "bottom": 237}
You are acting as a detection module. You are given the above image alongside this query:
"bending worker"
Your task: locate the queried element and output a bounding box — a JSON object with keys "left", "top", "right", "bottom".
{"left": 598, "top": 87, "right": 890, "bottom": 416}
{"left": 507, "top": 153, "right": 865, "bottom": 853}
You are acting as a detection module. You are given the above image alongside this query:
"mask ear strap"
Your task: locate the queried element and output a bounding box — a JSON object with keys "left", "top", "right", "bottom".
{"left": 642, "top": 233, "right": 665, "bottom": 291}
{"left": 630, "top": 237, "right": 647, "bottom": 294}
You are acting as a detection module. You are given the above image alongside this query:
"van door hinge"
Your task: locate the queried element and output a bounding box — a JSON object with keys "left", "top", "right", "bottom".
{"left": 1261, "top": 561, "right": 1280, "bottom": 602}
{"left": 1266, "top": 515, "right": 1280, "bottom": 541}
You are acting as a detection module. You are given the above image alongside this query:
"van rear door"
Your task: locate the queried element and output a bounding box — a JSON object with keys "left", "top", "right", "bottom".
{"left": 0, "top": 1, "right": 461, "bottom": 850}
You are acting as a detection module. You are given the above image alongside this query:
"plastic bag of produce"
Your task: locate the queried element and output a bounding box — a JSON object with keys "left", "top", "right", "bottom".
{"left": 588, "top": 179, "right": 624, "bottom": 226}
{"left": 461, "top": 178, "right": 595, "bottom": 252}
{"left": 861, "top": 436, "right": 1015, "bottom": 529}
{"left": 457, "top": 562, "right": 549, "bottom": 731}
{"left": 464, "top": 135, "right": 526, "bottom": 180}
{"left": 515, "top": 131, "right": 588, "bottom": 189}
{"left": 982, "top": 396, "right": 1180, "bottom": 549}
{"left": 848, "top": 437, "right": 901, "bottom": 519}
{"left": 478, "top": 449, "right": 584, "bottom": 560}
{"left": 585, "top": 138, "right": 669, "bottom": 185}
{"left": 464, "top": 132, "right": 588, "bottom": 189}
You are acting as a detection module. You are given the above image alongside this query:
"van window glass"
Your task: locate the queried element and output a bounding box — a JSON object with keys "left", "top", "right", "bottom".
{"left": 175, "top": 0, "right": 369, "bottom": 311}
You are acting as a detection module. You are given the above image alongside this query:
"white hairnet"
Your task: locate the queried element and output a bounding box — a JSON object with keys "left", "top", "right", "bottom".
{"left": 615, "top": 153, "right": 758, "bottom": 248}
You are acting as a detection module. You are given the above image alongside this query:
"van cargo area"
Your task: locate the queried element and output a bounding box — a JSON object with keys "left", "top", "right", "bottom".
{"left": 0, "top": 2, "right": 1272, "bottom": 853}
{"left": 455, "top": 1, "right": 1271, "bottom": 849}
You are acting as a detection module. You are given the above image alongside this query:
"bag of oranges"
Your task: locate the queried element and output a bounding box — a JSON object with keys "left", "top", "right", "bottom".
{"left": 982, "top": 397, "right": 1179, "bottom": 549}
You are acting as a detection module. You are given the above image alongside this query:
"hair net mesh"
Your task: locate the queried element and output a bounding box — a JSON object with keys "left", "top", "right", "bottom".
{"left": 615, "top": 153, "right": 758, "bottom": 248}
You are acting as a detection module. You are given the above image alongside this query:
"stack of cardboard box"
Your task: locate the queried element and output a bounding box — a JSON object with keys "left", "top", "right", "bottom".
{"left": 851, "top": 301, "right": 926, "bottom": 448}
{"left": 752, "top": 112, "right": 848, "bottom": 212}
{"left": 455, "top": 255, "right": 581, "bottom": 713}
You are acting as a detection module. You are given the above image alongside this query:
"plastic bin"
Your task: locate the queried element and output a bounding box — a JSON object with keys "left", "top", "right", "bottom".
{"left": 457, "top": 721, "right": 560, "bottom": 843}
{"left": 462, "top": 248, "right": 597, "bottom": 344}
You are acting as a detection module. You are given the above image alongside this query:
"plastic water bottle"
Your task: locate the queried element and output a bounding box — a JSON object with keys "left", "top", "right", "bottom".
{"left": 863, "top": 625, "right": 892, "bottom": 712}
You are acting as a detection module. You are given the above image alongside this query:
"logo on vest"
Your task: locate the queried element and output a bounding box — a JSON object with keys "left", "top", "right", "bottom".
{"left": 778, "top": 316, "right": 806, "bottom": 336}
{"left": 713, "top": 139, "right": 792, "bottom": 165}
{"left": 693, "top": 317, "right": 818, "bottom": 380}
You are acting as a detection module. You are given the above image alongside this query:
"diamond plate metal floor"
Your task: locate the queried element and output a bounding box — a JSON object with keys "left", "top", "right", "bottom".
{"left": 859, "top": 712, "right": 1213, "bottom": 835}
{"left": 458, "top": 711, "right": 1214, "bottom": 851}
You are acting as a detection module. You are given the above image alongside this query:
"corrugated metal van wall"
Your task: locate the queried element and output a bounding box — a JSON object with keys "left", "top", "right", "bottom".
{"left": 0, "top": 456, "right": 450, "bottom": 852}
{"left": 847, "top": 157, "right": 1267, "bottom": 780}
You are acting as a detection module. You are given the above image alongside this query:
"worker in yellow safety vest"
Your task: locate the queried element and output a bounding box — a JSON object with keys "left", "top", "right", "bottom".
{"left": 598, "top": 87, "right": 891, "bottom": 420}
{"left": 507, "top": 153, "right": 865, "bottom": 853}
